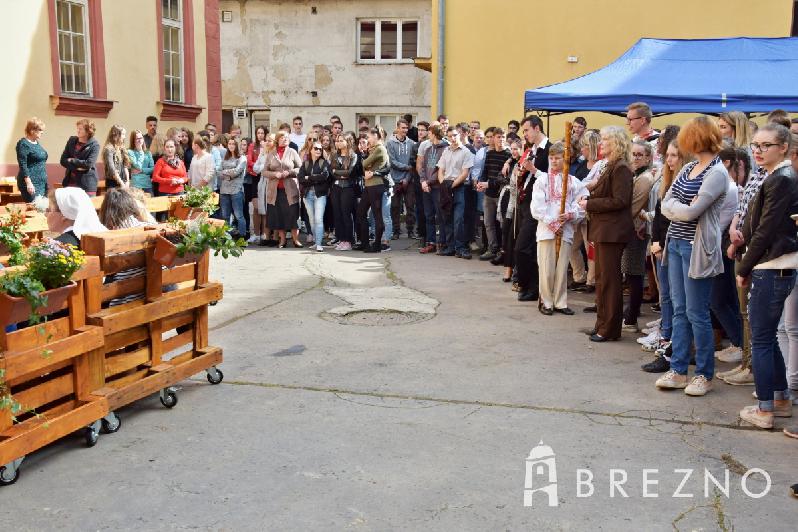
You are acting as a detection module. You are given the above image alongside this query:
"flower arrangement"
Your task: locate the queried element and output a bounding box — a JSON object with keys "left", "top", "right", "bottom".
{"left": 155, "top": 217, "right": 246, "bottom": 267}
{"left": 179, "top": 185, "right": 217, "bottom": 216}
{"left": 0, "top": 207, "right": 29, "bottom": 266}
{"left": 26, "top": 240, "right": 85, "bottom": 290}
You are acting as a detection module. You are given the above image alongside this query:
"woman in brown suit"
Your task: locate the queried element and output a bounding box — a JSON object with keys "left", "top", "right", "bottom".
{"left": 579, "top": 126, "right": 634, "bottom": 342}
{"left": 258, "top": 131, "right": 303, "bottom": 247}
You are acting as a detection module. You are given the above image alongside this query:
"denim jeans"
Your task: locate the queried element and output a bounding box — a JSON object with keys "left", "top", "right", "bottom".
{"left": 777, "top": 281, "right": 798, "bottom": 393}
{"left": 304, "top": 189, "right": 327, "bottom": 248}
{"left": 711, "top": 254, "right": 742, "bottom": 347}
{"left": 220, "top": 190, "right": 246, "bottom": 236}
{"left": 667, "top": 238, "right": 715, "bottom": 379}
{"left": 382, "top": 190, "right": 393, "bottom": 239}
{"left": 655, "top": 257, "right": 673, "bottom": 340}
{"left": 750, "top": 268, "right": 795, "bottom": 410}
{"left": 443, "top": 186, "right": 467, "bottom": 253}
{"left": 422, "top": 187, "right": 443, "bottom": 246}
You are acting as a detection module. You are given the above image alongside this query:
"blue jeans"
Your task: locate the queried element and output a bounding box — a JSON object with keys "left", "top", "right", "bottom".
{"left": 220, "top": 190, "right": 246, "bottom": 236}
{"left": 304, "top": 190, "right": 327, "bottom": 248}
{"left": 667, "top": 239, "right": 715, "bottom": 379}
{"left": 749, "top": 269, "right": 795, "bottom": 410}
{"left": 655, "top": 256, "right": 673, "bottom": 340}
{"left": 443, "top": 186, "right": 467, "bottom": 253}
{"left": 422, "top": 187, "right": 444, "bottom": 246}
{"left": 382, "top": 190, "right": 392, "bottom": 239}
{"left": 711, "top": 254, "right": 742, "bottom": 347}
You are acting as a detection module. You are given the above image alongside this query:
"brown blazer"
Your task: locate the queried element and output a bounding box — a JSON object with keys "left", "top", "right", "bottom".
{"left": 263, "top": 148, "right": 302, "bottom": 205}
{"left": 586, "top": 160, "right": 635, "bottom": 243}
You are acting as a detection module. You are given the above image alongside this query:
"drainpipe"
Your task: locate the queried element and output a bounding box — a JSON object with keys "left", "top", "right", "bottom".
{"left": 437, "top": 0, "right": 445, "bottom": 116}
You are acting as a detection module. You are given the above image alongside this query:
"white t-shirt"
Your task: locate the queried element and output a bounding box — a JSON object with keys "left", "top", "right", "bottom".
{"left": 289, "top": 133, "right": 307, "bottom": 148}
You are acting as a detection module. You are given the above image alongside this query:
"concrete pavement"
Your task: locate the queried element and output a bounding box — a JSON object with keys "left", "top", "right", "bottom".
{"left": 1, "top": 238, "right": 796, "bottom": 531}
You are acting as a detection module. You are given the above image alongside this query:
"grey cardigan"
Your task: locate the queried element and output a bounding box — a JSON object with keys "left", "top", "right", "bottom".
{"left": 661, "top": 163, "right": 729, "bottom": 279}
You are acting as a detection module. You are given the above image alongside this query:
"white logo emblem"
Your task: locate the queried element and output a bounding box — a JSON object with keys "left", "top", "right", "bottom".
{"left": 524, "top": 440, "right": 558, "bottom": 507}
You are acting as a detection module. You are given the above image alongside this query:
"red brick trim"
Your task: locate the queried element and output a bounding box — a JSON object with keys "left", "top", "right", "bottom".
{"left": 50, "top": 95, "right": 114, "bottom": 118}
{"left": 46, "top": 0, "right": 107, "bottom": 98}
{"left": 159, "top": 101, "right": 204, "bottom": 121}
{"left": 182, "top": 0, "right": 196, "bottom": 105}
{"left": 205, "top": 0, "right": 222, "bottom": 128}
{"left": 156, "top": 0, "right": 165, "bottom": 101}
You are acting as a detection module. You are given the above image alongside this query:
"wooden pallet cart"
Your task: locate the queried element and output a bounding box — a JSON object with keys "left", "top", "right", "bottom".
{"left": 0, "top": 257, "right": 118, "bottom": 486}
{"left": 81, "top": 227, "right": 223, "bottom": 417}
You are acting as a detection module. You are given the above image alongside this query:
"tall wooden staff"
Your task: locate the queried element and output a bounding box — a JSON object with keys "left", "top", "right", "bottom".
{"left": 555, "top": 121, "right": 573, "bottom": 257}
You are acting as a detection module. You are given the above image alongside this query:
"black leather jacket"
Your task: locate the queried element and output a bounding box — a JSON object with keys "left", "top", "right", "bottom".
{"left": 298, "top": 158, "right": 332, "bottom": 197}
{"left": 738, "top": 165, "right": 798, "bottom": 277}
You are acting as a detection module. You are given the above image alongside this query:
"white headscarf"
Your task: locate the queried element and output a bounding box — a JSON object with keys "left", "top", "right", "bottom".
{"left": 55, "top": 187, "right": 107, "bottom": 238}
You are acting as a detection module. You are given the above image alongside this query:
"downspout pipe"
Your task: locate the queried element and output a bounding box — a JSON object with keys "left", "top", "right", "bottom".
{"left": 437, "top": 0, "right": 445, "bottom": 116}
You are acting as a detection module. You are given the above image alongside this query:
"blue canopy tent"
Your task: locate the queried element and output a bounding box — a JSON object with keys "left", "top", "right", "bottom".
{"left": 524, "top": 37, "right": 798, "bottom": 116}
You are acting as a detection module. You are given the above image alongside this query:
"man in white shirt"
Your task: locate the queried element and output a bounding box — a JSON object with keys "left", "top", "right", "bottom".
{"left": 437, "top": 127, "right": 475, "bottom": 258}
{"left": 289, "top": 116, "right": 306, "bottom": 148}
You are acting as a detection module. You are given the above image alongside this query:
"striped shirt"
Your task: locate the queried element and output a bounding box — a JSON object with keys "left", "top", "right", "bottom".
{"left": 667, "top": 157, "right": 721, "bottom": 241}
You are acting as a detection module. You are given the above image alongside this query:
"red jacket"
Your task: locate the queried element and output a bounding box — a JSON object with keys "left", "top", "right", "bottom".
{"left": 152, "top": 158, "right": 188, "bottom": 194}
{"left": 246, "top": 143, "right": 261, "bottom": 176}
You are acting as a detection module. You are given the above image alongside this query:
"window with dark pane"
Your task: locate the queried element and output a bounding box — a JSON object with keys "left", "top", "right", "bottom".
{"left": 401, "top": 21, "right": 418, "bottom": 59}
{"left": 380, "top": 21, "right": 397, "bottom": 60}
{"left": 359, "top": 21, "right": 375, "bottom": 60}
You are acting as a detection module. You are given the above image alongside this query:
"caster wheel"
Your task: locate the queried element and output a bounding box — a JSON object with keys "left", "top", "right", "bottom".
{"left": 84, "top": 426, "right": 99, "bottom": 447}
{"left": 101, "top": 415, "right": 121, "bottom": 434}
{"left": 206, "top": 368, "right": 224, "bottom": 385}
{"left": 160, "top": 390, "right": 178, "bottom": 408}
{"left": 0, "top": 466, "right": 19, "bottom": 486}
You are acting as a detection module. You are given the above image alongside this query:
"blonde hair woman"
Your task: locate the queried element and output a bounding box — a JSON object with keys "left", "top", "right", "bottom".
{"left": 252, "top": 133, "right": 276, "bottom": 244}
{"left": 102, "top": 124, "right": 130, "bottom": 189}
{"left": 718, "top": 111, "right": 752, "bottom": 148}
{"left": 578, "top": 125, "right": 634, "bottom": 342}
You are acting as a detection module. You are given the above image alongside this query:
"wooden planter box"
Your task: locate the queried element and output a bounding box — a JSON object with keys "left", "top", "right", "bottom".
{"left": 170, "top": 201, "right": 205, "bottom": 221}
{"left": 0, "top": 282, "right": 77, "bottom": 325}
{"left": 0, "top": 259, "right": 108, "bottom": 473}
{"left": 153, "top": 234, "right": 204, "bottom": 268}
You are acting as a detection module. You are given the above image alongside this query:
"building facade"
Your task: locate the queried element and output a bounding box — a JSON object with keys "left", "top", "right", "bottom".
{"left": 219, "top": 0, "right": 431, "bottom": 136}
{"left": 431, "top": 0, "right": 795, "bottom": 133}
{"left": 0, "top": 0, "right": 221, "bottom": 180}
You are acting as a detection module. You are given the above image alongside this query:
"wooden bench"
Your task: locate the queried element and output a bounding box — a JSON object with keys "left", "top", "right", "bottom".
{"left": 0, "top": 257, "right": 112, "bottom": 485}
{"left": 81, "top": 228, "right": 223, "bottom": 414}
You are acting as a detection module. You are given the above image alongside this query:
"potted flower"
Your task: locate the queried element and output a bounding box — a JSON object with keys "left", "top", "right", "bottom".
{"left": 170, "top": 185, "right": 217, "bottom": 220}
{"left": 0, "top": 207, "right": 30, "bottom": 266}
{"left": 153, "top": 218, "right": 246, "bottom": 268}
{"left": 0, "top": 240, "right": 84, "bottom": 325}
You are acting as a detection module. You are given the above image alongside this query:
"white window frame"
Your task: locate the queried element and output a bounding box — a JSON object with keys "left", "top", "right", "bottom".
{"left": 55, "top": 0, "right": 92, "bottom": 96}
{"left": 357, "top": 113, "right": 415, "bottom": 132}
{"left": 356, "top": 19, "right": 419, "bottom": 64}
{"left": 162, "top": 0, "right": 184, "bottom": 103}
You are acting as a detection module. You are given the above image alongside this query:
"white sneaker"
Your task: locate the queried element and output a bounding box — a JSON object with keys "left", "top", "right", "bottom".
{"left": 622, "top": 321, "right": 640, "bottom": 333}
{"left": 656, "top": 370, "right": 688, "bottom": 389}
{"left": 715, "top": 345, "right": 742, "bottom": 364}
{"left": 247, "top": 235, "right": 259, "bottom": 244}
{"left": 640, "top": 336, "right": 666, "bottom": 352}
{"left": 315, "top": 245, "right": 324, "bottom": 252}
{"left": 685, "top": 375, "right": 713, "bottom": 396}
{"left": 637, "top": 331, "right": 659, "bottom": 345}
{"left": 646, "top": 319, "right": 661, "bottom": 328}
{"left": 641, "top": 325, "right": 660, "bottom": 335}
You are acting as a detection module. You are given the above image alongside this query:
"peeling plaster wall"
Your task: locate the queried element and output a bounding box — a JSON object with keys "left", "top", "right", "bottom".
{"left": 220, "top": 0, "right": 431, "bottom": 130}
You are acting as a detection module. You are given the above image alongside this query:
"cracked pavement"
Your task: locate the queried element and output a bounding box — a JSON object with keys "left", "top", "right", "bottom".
{"left": 2, "top": 238, "right": 796, "bottom": 530}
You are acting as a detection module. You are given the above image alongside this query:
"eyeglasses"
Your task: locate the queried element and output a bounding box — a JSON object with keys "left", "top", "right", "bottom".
{"left": 632, "top": 152, "right": 647, "bottom": 158}
{"left": 750, "top": 142, "right": 781, "bottom": 153}
{"left": 312, "top": 147, "right": 322, "bottom": 151}
{"left": 626, "top": 116, "right": 643, "bottom": 124}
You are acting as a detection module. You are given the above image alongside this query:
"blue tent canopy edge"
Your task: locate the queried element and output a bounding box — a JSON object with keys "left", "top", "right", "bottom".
{"left": 523, "top": 37, "right": 798, "bottom": 115}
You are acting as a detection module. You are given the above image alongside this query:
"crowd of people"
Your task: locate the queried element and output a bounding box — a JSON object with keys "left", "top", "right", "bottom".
{"left": 14, "top": 105, "right": 798, "bottom": 442}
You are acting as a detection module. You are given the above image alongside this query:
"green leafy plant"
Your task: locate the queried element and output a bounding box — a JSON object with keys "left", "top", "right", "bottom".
{"left": 181, "top": 185, "right": 217, "bottom": 215}
{"left": 0, "top": 271, "right": 47, "bottom": 325}
{"left": 0, "top": 207, "right": 29, "bottom": 266}
{"left": 163, "top": 218, "right": 246, "bottom": 259}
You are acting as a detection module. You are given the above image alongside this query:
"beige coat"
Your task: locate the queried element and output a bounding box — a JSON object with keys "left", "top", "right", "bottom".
{"left": 260, "top": 148, "right": 302, "bottom": 205}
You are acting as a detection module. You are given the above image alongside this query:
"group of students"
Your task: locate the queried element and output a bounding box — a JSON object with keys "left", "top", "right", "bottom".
{"left": 488, "top": 103, "right": 798, "bottom": 440}
{"left": 15, "top": 106, "right": 798, "bottom": 438}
